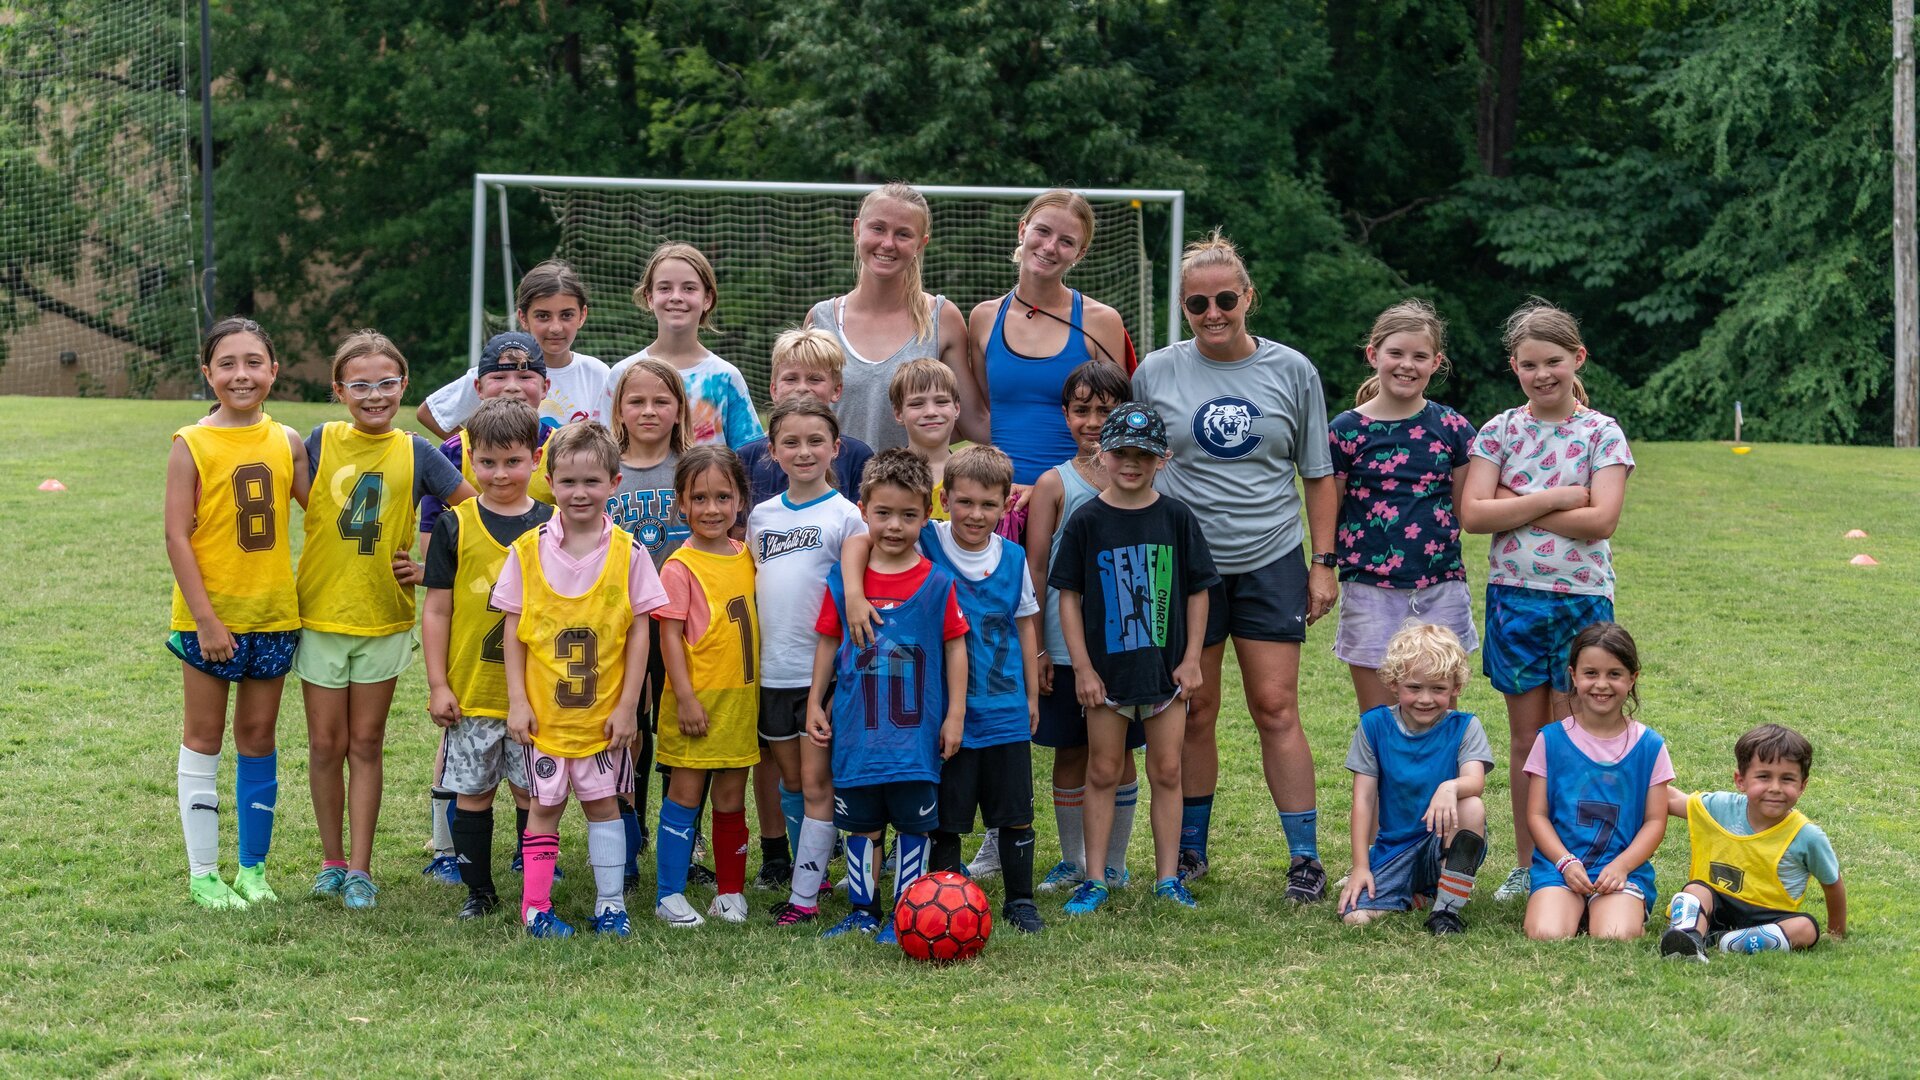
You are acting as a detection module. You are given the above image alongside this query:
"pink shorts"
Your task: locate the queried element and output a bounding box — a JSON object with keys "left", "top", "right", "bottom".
{"left": 521, "top": 745, "right": 634, "bottom": 807}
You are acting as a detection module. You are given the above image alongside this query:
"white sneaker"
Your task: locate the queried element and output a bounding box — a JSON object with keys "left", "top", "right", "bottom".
{"left": 655, "top": 892, "right": 705, "bottom": 928}
{"left": 1492, "top": 866, "right": 1531, "bottom": 902}
{"left": 707, "top": 892, "right": 749, "bottom": 924}
{"left": 965, "top": 829, "right": 1003, "bottom": 879}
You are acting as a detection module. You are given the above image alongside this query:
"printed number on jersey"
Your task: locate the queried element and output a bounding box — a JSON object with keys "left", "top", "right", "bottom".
{"left": 335, "top": 472, "right": 384, "bottom": 555}
{"left": 555, "top": 627, "right": 599, "bottom": 707}
{"left": 857, "top": 642, "right": 925, "bottom": 729}
{"left": 231, "top": 462, "right": 276, "bottom": 552}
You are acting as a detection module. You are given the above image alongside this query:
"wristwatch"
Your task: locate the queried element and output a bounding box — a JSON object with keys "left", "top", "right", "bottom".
{"left": 1310, "top": 552, "right": 1337, "bottom": 568}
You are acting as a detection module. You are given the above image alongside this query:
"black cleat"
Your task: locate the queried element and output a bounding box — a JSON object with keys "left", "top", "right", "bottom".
{"left": 1284, "top": 856, "right": 1327, "bottom": 903}
{"left": 1661, "top": 927, "right": 1710, "bottom": 963}
{"left": 752, "top": 858, "right": 794, "bottom": 892}
{"left": 1426, "top": 909, "right": 1466, "bottom": 935}
{"left": 1003, "top": 898, "right": 1046, "bottom": 934}
{"left": 457, "top": 892, "right": 500, "bottom": 920}
{"left": 687, "top": 863, "right": 717, "bottom": 887}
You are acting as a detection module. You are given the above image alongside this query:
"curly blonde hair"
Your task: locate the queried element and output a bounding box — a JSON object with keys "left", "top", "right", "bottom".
{"left": 1376, "top": 623, "right": 1470, "bottom": 689}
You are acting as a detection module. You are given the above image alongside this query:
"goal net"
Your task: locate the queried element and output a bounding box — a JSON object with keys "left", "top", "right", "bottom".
{"left": 1, "top": 0, "right": 201, "bottom": 398}
{"left": 469, "top": 177, "right": 1185, "bottom": 396}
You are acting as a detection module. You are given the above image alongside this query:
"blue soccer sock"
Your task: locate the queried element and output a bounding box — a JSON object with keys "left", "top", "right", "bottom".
{"left": 778, "top": 781, "right": 805, "bottom": 857}
{"left": 893, "top": 832, "right": 930, "bottom": 904}
{"left": 234, "top": 752, "right": 278, "bottom": 869}
{"left": 655, "top": 797, "right": 699, "bottom": 904}
{"left": 845, "top": 834, "right": 879, "bottom": 914}
{"left": 618, "top": 796, "right": 642, "bottom": 877}
{"left": 1279, "top": 810, "right": 1319, "bottom": 861}
{"left": 1180, "top": 794, "right": 1214, "bottom": 859}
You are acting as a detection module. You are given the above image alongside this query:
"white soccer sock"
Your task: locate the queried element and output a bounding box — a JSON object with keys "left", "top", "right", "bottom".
{"left": 586, "top": 819, "right": 626, "bottom": 915}
{"left": 789, "top": 817, "right": 837, "bottom": 907}
{"left": 429, "top": 788, "right": 455, "bottom": 858}
{"left": 1053, "top": 785, "right": 1087, "bottom": 870}
{"left": 177, "top": 745, "right": 221, "bottom": 878}
{"left": 1108, "top": 781, "right": 1139, "bottom": 877}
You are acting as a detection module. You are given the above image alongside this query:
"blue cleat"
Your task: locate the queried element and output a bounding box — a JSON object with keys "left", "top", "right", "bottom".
{"left": 876, "top": 918, "right": 898, "bottom": 946}
{"left": 1063, "top": 880, "right": 1109, "bottom": 916}
{"left": 341, "top": 874, "right": 379, "bottom": 911}
{"left": 525, "top": 909, "right": 575, "bottom": 938}
{"left": 1037, "top": 860, "right": 1084, "bottom": 893}
{"left": 1155, "top": 876, "right": 1198, "bottom": 909}
{"left": 1106, "top": 867, "right": 1131, "bottom": 890}
{"left": 589, "top": 908, "right": 632, "bottom": 938}
{"left": 422, "top": 855, "right": 463, "bottom": 886}
{"left": 821, "top": 909, "right": 881, "bottom": 940}
{"left": 310, "top": 865, "right": 348, "bottom": 898}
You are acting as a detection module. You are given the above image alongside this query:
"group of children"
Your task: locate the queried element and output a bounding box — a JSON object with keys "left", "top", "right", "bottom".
{"left": 163, "top": 235, "right": 1844, "bottom": 958}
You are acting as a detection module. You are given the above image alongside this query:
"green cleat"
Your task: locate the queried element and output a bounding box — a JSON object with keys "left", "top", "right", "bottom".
{"left": 190, "top": 872, "right": 248, "bottom": 911}
{"left": 233, "top": 864, "right": 278, "bottom": 904}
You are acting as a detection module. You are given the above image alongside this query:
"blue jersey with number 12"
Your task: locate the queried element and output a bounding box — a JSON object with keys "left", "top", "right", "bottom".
{"left": 825, "top": 562, "right": 952, "bottom": 786}
{"left": 924, "top": 534, "right": 1029, "bottom": 749}
{"left": 1530, "top": 720, "right": 1663, "bottom": 902}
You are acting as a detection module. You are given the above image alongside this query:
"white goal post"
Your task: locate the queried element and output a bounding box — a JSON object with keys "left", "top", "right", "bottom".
{"left": 467, "top": 175, "right": 1186, "bottom": 390}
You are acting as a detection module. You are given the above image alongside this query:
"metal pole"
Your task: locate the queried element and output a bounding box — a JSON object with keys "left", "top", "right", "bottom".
{"left": 1167, "top": 192, "right": 1185, "bottom": 346}
{"left": 496, "top": 185, "right": 516, "bottom": 329}
{"left": 1896, "top": 0, "right": 1917, "bottom": 447}
{"left": 197, "top": 0, "right": 216, "bottom": 321}
{"left": 469, "top": 176, "right": 487, "bottom": 367}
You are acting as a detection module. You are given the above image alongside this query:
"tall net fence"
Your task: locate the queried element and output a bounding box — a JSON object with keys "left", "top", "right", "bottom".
{"left": 488, "top": 186, "right": 1156, "bottom": 397}
{"left": 0, "top": 0, "right": 201, "bottom": 398}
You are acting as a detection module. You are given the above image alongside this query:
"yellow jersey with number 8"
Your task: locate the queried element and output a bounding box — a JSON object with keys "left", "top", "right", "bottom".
{"left": 514, "top": 525, "right": 635, "bottom": 758}
{"left": 297, "top": 422, "right": 419, "bottom": 635}
{"left": 170, "top": 418, "right": 300, "bottom": 633}
{"left": 655, "top": 544, "right": 760, "bottom": 770}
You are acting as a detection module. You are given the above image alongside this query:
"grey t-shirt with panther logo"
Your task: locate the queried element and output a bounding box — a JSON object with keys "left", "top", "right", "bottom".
{"left": 1132, "top": 337, "right": 1333, "bottom": 574}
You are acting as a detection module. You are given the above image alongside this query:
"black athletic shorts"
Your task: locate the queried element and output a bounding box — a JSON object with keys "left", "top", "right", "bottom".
{"left": 834, "top": 779, "right": 939, "bottom": 835}
{"left": 938, "top": 741, "right": 1034, "bottom": 833}
{"left": 1204, "top": 550, "right": 1308, "bottom": 646}
{"left": 1696, "top": 882, "right": 1822, "bottom": 942}
{"left": 758, "top": 686, "right": 809, "bottom": 743}
{"left": 1033, "top": 666, "right": 1146, "bottom": 750}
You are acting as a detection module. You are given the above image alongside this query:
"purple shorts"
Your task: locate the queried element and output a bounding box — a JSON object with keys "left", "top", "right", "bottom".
{"left": 1333, "top": 579, "right": 1476, "bottom": 669}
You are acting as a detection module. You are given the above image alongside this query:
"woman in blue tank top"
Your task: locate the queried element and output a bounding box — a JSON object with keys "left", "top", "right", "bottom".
{"left": 805, "top": 183, "right": 973, "bottom": 455}
{"left": 964, "top": 190, "right": 1132, "bottom": 486}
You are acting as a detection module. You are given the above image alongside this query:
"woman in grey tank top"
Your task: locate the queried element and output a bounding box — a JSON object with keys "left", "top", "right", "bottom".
{"left": 805, "top": 183, "right": 975, "bottom": 455}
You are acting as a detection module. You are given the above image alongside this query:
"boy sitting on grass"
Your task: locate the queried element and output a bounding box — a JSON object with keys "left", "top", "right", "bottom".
{"left": 1660, "top": 723, "right": 1846, "bottom": 960}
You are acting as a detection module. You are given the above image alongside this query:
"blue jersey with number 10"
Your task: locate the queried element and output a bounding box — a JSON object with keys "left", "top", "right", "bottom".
{"left": 1529, "top": 720, "right": 1663, "bottom": 903}
{"left": 924, "top": 534, "right": 1029, "bottom": 749}
{"left": 825, "top": 562, "right": 953, "bottom": 787}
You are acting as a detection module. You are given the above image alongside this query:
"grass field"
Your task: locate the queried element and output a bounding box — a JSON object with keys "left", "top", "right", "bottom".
{"left": 3, "top": 398, "right": 1917, "bottom": 1077}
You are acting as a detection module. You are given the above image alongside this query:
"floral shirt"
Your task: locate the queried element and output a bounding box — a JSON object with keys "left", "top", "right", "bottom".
{"left": 1329, "top": 401, "right": 1476, "bottom": 589}
{"left": 1470, "top": 405, "right": 1633, "bottom": 598}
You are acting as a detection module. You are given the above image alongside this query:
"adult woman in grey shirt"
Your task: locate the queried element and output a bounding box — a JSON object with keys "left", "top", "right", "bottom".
{"left": 1131, "top": 230, "right": 1339, "bottom": 902}
{"left": 806, "top": 182, "right": 975, "bottom": 454}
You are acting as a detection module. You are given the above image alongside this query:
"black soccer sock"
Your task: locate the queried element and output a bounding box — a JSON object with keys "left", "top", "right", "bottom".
{"left": 631, "top": 705, "right": 654, "bottom": 825}
{"left": 931, "top": 831, "right": 965, "bottom": 875}
{"left": 515, "top": 806, "right": 530, "bottom": 862}
{"left": 761, "top": 835, "right": 791, "bottom": 865}
{"left": 1000, "top": 826, "right": 1037, "bottom": 902}
{"left": 451, "top": 806, "right": 496, "bottom": 899}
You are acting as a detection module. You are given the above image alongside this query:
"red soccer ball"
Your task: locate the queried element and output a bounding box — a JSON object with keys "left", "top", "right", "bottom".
{"left": 893, "top": 870, "right": 992, "bottom": 963}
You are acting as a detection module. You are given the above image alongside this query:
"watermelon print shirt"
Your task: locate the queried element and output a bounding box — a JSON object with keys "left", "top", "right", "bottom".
{"left": 1328, "top": 402, "right": 1476, "bottom": 589}
{"left": 1470, "top": 405, "right": 1633, "bottom": 599}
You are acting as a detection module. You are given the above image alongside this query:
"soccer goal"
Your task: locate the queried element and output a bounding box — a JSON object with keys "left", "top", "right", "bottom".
{"left": 467, "top": 175, "right": 1186, "bottom": 394}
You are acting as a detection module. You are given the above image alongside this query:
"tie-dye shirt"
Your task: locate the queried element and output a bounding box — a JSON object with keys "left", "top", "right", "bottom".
{"left": 1328, "top": 401, "right": 1476, "bottom": 590}
{"left": 1471, "top": 405, "right": 1633, "bottom": 598}
{"left": 604, "top": 349, "right": 765, "bottom": 449}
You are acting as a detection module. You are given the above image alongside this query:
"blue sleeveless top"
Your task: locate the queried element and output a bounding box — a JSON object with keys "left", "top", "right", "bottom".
{"left": 1041, "top": 461, "right": 1101, "bottom": 659}
{"left": 986, "top": 291, "right": 1087, "bottom": 485}
{"left": 825, "top": 562, "right": 954, "bottom": 786}
{"left": 1529, "top": 720, "right": 1663, "bottom": 903}
{"left": 924, "top": 534, "right": 1030, "bottom": 748}
{"left": 1362, "top": 706, "right": 1474, "bottom": 865}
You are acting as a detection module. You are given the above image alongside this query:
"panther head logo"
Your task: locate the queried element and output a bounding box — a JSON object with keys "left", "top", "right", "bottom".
{"left": 1194, "top": 397, "right": 1264, "bottom": 459}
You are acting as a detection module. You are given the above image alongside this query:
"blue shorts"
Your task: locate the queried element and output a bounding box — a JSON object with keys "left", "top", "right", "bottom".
{"left": 834, "top": 780, "right": 939, "bottom": 835}
{"left": 1531, "top": 863, "right": 1655, "bottom": 916}
{"left": 1481, "top": 585, "right": 1613, "bottom": 695}
{"left": 168, "top": 629, "right": 299, "bottom": 683}
{"left": 1343, "top": 834, "right": 1444, "bottom": 913}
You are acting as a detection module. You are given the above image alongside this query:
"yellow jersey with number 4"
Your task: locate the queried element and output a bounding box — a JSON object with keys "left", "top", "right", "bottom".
{"left": 169, "top": 417, "right": 299, "bottom": 633}
{"left": 297, "top": 421, "right": 419, "bottom": 635}
{"left": 655, "top": 544, "right": 760, "bottom": 770}
{"left": 514, "top": 525, "right": 636, "bottom": 758}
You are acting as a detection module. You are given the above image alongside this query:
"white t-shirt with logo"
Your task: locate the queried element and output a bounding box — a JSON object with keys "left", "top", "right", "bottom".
{"left": 1471, "top": 405, "right": 1633, "bottom": 598}
{"left": 924, "top": 521, "right": 1039, "bottom": 616}
{"left": 424, "top": 352, "right": 609, "bottom": 430}
{"left": 747, "top": 489, "right": 866, "bottom": 688}
{"left": 1132, "top": 338, "right": 1333, "bottom": 574}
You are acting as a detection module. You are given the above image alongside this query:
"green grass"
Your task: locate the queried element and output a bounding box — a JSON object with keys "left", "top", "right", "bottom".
{"left": 3, "top": 398, "right": 1916, "bottom": 1077}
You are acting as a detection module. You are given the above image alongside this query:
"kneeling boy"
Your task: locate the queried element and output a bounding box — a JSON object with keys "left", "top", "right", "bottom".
{"left": 1337, "top": 624, "right": 1493, "bottom": 935}
{"left": 1660, "top": 723, "right": 1845, "bottom": 961}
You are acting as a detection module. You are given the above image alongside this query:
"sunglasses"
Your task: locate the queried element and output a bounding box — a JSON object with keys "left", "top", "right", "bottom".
{"left": 340, "top": 377, "right": 405, "bottom": 400}
{"left": 1183, "top": 290, "right": 1245, "bottom": 316}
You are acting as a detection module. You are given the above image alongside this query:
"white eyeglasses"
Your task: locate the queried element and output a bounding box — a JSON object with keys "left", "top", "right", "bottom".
{"left": 341, "top": 377, "right": 405, "bottom": 399}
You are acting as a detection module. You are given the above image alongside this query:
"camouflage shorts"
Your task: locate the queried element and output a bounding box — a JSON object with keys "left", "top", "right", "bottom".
{"left": 436, "top": 716, "right": 529, "bottom": 796}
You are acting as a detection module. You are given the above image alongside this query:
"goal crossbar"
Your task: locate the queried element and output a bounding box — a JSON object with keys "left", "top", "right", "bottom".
{"left": 467, "top": 173, "right": 1187, "bottom": 366}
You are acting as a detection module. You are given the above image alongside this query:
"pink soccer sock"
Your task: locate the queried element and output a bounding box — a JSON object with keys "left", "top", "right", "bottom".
{"left": 714, "top": 810, "right": 749, "bottom": 895}
{"left": 520, "top": 832, "right": 559, "bottom": 923}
